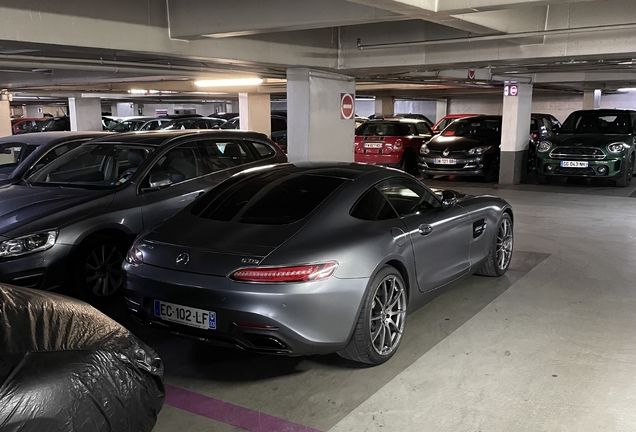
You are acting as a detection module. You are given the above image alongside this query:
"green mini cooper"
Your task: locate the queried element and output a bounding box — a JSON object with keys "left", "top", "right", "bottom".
{"left": 536, "top": 109, "right": 636, "bottom": 187}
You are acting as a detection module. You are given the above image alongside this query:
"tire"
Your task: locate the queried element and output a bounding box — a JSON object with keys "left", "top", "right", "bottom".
{"left": 537, "top": 174, "right": 552, "bottom": 185}
{"left": 483, "top": 157, "right": 500, "bottom": 182}
{"left": 72, "top": 234, "right": 128, "bottom": 301}
{"left": 400, "top": 151, "right": 418, "bottom": 176}
{"left": 616, "top": 154, "right": 634, "bottom": 188}
{"left": 338, "top": 266, "right": 408, "bottom": 365}
{"left": 477, "top": 213, "right": 513, "bottom": 277}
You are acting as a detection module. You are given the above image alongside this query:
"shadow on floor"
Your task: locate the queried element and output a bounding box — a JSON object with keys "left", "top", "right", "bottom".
{"left": 100, "top": 251, "right": 549, "bottom": 431}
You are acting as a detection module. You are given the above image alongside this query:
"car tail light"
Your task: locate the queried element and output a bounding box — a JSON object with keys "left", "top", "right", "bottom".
{"left": 443, "top": 131, "right": 455, "bottom": 136}
{"left": 394, "top": 139, "right": 403, "bottom": 149}
{"left": 126, "top": 246, "right": 143, "bottom": 267}
{"left": 229, "top": 261, "right": 338, "bottom": 283}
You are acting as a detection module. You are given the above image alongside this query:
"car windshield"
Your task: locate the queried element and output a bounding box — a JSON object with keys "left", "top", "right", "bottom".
{"left": 560, "top": 112, "right": 631, "bottom": 134}
{"left": 434, "top": 118, "right": 452, "bottom": 130}
{"left": 27, "top": 143, "right": 155, "bottom": 189}
{"left": 0, "top": 143, "right": 38, "bottom": 180}
{"left": 160, "top": 119, "right": 204, "bottom": 130}
{"left": 442, "top": 118, "right": 501, "bottom": 137}
{"left": 356, "top": 122, "right": 413, "bottom": 136}
{"left": 192, "top": 171, "right": 347, "bottom": 225}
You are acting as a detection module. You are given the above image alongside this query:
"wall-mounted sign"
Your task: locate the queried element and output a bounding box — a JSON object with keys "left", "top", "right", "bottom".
{"left": 468, "top": 69, "right": 476, "bottom": 80}
{"left": 155, "top": 109, "right": 168, "bottom": 115}
{"left": 37, "top": 107, "right": 43, "bottom": 114}
{"left": 340, "top": 93, "right": 355, "bottom": 120}
{"left": 504, "top": 85, "right": 518, "bottom": 97}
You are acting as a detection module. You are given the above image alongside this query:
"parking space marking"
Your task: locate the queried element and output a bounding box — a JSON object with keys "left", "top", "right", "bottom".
{"left": 165, "top": 384, "right": 323, "bottom": 432}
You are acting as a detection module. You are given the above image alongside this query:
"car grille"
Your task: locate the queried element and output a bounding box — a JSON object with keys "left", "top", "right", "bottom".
{"left": 549, "top": 147, "right": 605, "bottom": 160}
{"left": 554, "top": 167, "right": 596, "bottom": 176}
{"left": 427, "top": 149, "right": 466, "bottom": 156}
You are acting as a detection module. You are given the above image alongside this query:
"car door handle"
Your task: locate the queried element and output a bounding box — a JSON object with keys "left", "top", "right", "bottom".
{"left": 418, "top": 224, "right": 433, "bottom": 236}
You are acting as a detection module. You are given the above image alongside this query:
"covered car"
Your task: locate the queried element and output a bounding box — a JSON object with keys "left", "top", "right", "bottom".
{"left": 0, "top": 284, "right": 164, "bottom": 432}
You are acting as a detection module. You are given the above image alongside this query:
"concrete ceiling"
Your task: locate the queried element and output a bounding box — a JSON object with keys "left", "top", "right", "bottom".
{"left": 1, "top": 0, "right": 636, "bottom": 101}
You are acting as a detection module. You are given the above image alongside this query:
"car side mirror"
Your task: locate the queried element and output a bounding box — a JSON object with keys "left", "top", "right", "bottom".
{"left": 441, "top": 190, "right": 457, "bottom": 209}
{"left": 148, "top": 171, "right": 172, "bottom": 189}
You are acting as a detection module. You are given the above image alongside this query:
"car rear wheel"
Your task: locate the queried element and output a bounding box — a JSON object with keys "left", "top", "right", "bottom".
{"left": 73, "top": 234, "right": 127, "bottom": 301}
{"left": 477, "top": 213, "right": 513, "bottom": 277}
{"left": 338, "top": 266, "right": 407, "bottom": 365}
{"left": 616, "top": 154, "right": 634, "bottom": 188}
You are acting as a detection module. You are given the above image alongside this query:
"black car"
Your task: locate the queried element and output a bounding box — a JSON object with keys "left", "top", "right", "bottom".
{"left": 0, "top": 131, "right": 111, "bottom": 187}
{"left": 209, "top": 112, "right": 238, "bottom": 120}
{"left": 528, "top": 113, "right": 561, "bottom": 170}
{"left": 419, "top": 116, "right": 502, "bottom": 181}
{"left": 0, "top": 130, "right": 287, "bottom": 299}
{"left": 40, "top": 116, "right": 71, "bottom": 132}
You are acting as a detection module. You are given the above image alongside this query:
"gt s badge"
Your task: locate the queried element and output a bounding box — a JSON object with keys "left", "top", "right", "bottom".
{"left": 473, "top": 219, "right": 487, "bottom": 238}
{"left": 241, "top": 258, "right": 261, "bottom": 264}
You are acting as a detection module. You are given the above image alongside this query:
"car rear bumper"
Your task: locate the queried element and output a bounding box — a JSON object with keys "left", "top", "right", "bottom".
{"left": 355, "top": 153, "right": 402, "bottom": 167}
{"left": 0, "top": 244, "right": 73, "bottom": 290}
{"left": 123, "top": 263, "right": 368, "bottom": 356}
{"left": 537, "top": 157, "right": 623, "bottom": 178}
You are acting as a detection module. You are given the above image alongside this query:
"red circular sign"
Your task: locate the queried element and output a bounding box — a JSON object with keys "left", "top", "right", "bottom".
{"left": 510, "top": 85, "right": 518, "bottom": 96}
{"left": 341, "top": 93, "right": 354, "bottom": 120}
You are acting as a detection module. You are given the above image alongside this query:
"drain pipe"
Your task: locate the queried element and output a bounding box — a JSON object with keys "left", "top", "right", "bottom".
{"left": 357, "top": 23, "right": 636, "bottom": 50}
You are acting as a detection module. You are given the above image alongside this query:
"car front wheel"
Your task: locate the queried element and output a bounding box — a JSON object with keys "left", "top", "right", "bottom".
{"left": 338, "top": 266, "right": 407, "bottom": 365}
{"left": 73, "top": 234, "right": 127, "bottom": 301}
{"left": 477, "top": 213, "right": 514, "bottom": 277}
{"left": 616, "top": 154, "right": 634, "bottom": 188}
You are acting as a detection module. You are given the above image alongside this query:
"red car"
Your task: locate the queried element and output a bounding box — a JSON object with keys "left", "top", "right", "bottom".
{"left": 432, "top": 114, "right": 482, "bottom": 135}
{"left": 11, "top": 118, "right": 46, "bottom": 135}
{"left": 355, "top": 118, "right": 432, "bottom": 174}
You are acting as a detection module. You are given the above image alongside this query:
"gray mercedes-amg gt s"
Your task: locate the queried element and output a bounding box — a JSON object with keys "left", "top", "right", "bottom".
{"left": 123, "top": 163, "right": 513, "bottom": 365}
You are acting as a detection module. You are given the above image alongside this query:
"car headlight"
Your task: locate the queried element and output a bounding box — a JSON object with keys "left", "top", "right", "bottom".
{"left": 467, "top": 145, "right": 492, "bottom": 155}
{"left": 538, "top": 141, "right": 552, "bottom": 152}
{"left": 420, "top": 144, "right": 430, "bottom": 155}
{"left": 607, "top": 142, "right": 628, "bottom": 154}
{"left": 0, "top": 231, "right": 57, "bottom": 258}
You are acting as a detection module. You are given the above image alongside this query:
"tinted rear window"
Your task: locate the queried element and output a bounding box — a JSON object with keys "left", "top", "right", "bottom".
{"left": 193, "top": 171, "right": 346, "bottom": 225}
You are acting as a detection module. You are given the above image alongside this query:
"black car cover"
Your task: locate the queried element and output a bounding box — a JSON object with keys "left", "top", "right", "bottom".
{"left": 0, "top": 285, "right": 164, "bottom": 432}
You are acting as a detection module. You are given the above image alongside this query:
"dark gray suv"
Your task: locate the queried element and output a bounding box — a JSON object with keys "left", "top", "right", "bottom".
{"left": 0, "top": 130, "right": 286, "bottom": 300}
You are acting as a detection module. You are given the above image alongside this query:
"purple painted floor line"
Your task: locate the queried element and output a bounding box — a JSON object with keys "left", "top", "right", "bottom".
{"left": 165, "top": 384, "right": 324, "bottom": 432}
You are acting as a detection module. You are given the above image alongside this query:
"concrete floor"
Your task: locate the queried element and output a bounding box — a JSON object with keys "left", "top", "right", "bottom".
{"left": 104, "top": 176, "right": 636, "bottom": 432}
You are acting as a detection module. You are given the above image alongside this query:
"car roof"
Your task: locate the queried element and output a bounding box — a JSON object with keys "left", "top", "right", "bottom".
{"left": 571, "top": 109, "right": 636, "bottom": 114}
{"left": 86, "top": 129, "right": 271, "bottom": 146}
{"left": 364, "top": 118, "right": 426, "bottom": 123}
{"left": 442, "top": 114, "right": 481, "bottom": 119}
{"left": 454, "top": 115, "right": 502, "bottom": 121}
{"left": 0, "top": 131, "right": 111, "bottom": 145}
{"left": 239, "top": 162, "right": 399, "bottom": 180}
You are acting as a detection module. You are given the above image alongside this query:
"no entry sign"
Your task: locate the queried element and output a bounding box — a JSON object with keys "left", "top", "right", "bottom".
{"left": 340, "top": 93, "right": 355, "bottom": 120}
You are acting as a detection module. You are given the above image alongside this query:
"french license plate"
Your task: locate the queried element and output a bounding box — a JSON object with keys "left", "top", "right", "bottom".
{"left": 154, "top": 300, "right": 216, "bottom": 330}
{"left": 435, "top": 158, "right": 457, "bottom": 165}
{"left": 560, "top": 161, "right": 588, "bottom": 168}
{"left": 364, "top": 142, "right": 383, "bottom": 149}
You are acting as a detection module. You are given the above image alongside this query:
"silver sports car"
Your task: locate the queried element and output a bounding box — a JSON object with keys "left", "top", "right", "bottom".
{"left": 123, "top": 163, "right": 513, "bottom": 365}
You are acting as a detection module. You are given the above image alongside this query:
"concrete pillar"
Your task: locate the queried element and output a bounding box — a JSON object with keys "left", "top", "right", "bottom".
{"left": 0, "top": 95, "right": 12, "bottom": 138}
{"left": 238, "top": 93, "right": 271, "bottom": 137}
{"left": 374, "top": 96, "right": 394, "bottom": 117}
{"left": 69, "top": 97, "right": 102, "bottom": 131}
{"left": 500, "top": 83, "right": 533, "bottom": 185}
{"left": 436, "top": 99, "right": 448, "bottom": 123}
{"left": 287, "top": 67, "right": 355, "bottom": 162}
{"left": 110, "top": 102, "right": 119, "bottom": 116}
{"left": 583, "top": 89, "right": 601, "bottom": 110}
{"left": 25, "top": 105, "right": 45, "bottom": 118}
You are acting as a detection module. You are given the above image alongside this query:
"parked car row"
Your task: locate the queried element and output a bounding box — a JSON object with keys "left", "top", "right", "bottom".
{"left": 0, "top": 127, "right": 514, "bottom": 367}
{"left": 355, "top": 109, "right": 636, "bottom": 187}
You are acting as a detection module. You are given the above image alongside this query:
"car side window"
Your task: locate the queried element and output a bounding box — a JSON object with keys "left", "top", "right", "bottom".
{"left": 631, "top": 114, "right": 636, "bottom": 133}
{"left": 271, "top": 118, "right": 286, "bottom": 132}
{"left": 197, "top": 140, "right": 254, "bottom": 174}
{"left": 350, "top": 187, "right": 398, "bottom": 221}
{"left": 377, "top": 178, "right": 440, "bottom": 217}
{"left": 246, "top": 141, "right": 276, "bottom": 159}
{"left": 416, "top": 122, "right": 430, "bottom": 135}
{"left": 143, "top": 142, "right": 201, "bottom": 187}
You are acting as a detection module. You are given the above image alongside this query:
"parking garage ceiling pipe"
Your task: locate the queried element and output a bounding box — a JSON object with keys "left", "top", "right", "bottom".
{"left": 0, "top": 54, "right": 280, "bottom": 77}
{"left": 357, "top": 23, "right": 636, "bottom": 50}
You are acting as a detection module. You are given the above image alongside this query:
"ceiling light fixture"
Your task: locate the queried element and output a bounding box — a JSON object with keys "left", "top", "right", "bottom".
{"left": 194, "top": 78, "right": 263, "bottom": 87}
{"left": 617, "top": 88, "right": 636, "bottom": 92}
